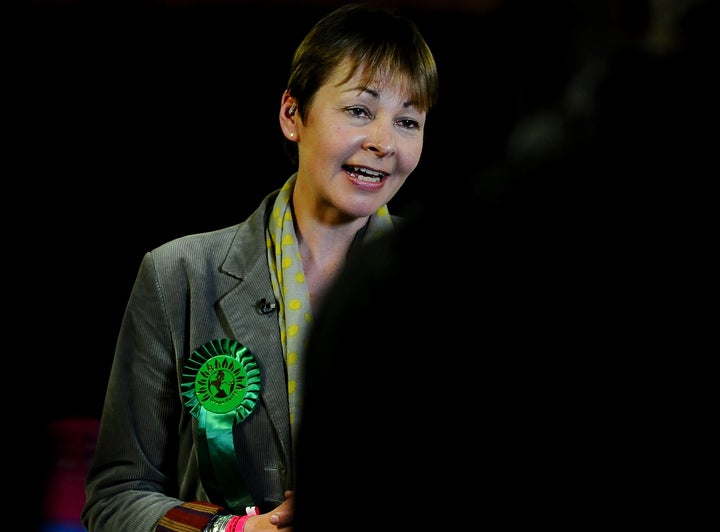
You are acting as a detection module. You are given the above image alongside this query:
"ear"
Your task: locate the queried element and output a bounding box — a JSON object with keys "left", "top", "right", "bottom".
{"left": 279, "top": 91, "right": 298, "bottom": 142}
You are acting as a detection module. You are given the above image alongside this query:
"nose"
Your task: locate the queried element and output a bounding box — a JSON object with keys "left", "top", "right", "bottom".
{"left": 363, "top": 122, "right": 396, "bottom": 158}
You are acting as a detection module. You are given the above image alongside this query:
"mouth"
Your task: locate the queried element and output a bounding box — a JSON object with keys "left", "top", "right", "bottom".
{"left": 342, "top": 165, "right": 387, "bottom": 183}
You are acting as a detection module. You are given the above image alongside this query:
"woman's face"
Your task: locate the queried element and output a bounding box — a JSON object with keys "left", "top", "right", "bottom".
{"left": 294, "top": 60, "right": 427, "bottom": 220}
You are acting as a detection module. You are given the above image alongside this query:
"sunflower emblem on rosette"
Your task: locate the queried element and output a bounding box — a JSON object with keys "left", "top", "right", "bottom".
{"left": 181, "top": 338, "right": 261, "bottom": 510}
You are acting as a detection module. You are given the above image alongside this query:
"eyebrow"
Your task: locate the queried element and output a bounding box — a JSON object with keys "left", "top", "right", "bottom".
{"left": 350, "top": 85, "right": 418, "bottom": 109}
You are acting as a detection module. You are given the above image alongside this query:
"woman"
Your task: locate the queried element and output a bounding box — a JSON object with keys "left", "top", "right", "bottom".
{"left": 82, "top": 3, "right": 438, "bottom": 532}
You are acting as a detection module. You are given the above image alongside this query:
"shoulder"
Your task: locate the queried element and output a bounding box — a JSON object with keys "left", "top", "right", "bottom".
{"left": 152, "top": 223, "right": 240, "bottom": 260}
{"left": 148, "top": 190, "right": 279, "bottom": 269}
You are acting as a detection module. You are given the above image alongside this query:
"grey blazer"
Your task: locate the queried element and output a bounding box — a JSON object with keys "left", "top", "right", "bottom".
{"left": 83, "top": 188, "right": 292, "bottom": 532}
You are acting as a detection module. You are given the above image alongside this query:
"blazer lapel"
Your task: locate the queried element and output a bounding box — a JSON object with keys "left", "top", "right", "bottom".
{"left": 217, "top": 192, "right": 293, "bottom": 466}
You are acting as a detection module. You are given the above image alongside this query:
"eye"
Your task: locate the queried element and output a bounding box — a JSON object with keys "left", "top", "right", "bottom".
{"left": 346, "top": 106, "right": 371, "bottom": 119}
{"left": 397, "top": 118, "right": 421, "bottom": 131}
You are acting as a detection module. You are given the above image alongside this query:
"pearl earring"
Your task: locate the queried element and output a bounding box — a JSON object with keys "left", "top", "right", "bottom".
{"left": 289, "top": 132, "right": 294, "bottom": 137}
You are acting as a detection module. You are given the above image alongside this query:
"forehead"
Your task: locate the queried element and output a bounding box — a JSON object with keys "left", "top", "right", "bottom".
{"left": 326, "top": 58, "right": 415, "bottom": 100}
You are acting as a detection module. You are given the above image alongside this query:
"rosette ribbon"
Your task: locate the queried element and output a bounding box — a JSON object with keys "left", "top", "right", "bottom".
{"left": 182, "top": 338, "right": 261, "bottom": 511}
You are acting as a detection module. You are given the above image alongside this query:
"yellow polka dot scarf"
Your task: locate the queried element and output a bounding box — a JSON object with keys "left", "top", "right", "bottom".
{"left": 266, "top": 173, "right": 394, "bottom": 446}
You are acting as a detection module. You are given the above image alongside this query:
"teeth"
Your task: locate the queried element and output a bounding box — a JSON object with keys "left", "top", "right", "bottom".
{"left": 346, "top": 166, "right": 383, "bottom": 183}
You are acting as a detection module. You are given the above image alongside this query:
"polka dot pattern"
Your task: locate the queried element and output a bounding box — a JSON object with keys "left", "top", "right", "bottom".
{"left": 266, "top": 176, "right": 312, "bottom": 446}
{"left": 265, "top": 173, "right": 395, "bottom": 448}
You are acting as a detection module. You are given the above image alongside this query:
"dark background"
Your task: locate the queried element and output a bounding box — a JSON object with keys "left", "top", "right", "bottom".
{"left": 8, "top": 0, "right": 718, "bottom": 530}
{"left": 4, "top": 0, "right": 688, "bottom": 421}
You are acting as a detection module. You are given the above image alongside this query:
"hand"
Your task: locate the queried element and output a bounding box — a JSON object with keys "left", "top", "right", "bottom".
{"left": 246, "top": 491, "right": 294, "bottom": 531}
{"left": 269, "top": 490, "right": 294, "bottom": 527}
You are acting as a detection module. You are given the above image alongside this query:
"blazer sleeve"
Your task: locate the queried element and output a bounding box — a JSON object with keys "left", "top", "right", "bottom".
{"left": 82, "top": 251, "right": 199, "bottom": 532}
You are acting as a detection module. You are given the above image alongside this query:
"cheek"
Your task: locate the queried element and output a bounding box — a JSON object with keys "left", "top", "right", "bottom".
{"left": 399, "top": 138, "right": 424, "bottom": 173}
{"left": 301, "top": 127, "right": 345, "bottom": 166}
{"left": 319, "top": 124, "right": 354, "bottom": 156}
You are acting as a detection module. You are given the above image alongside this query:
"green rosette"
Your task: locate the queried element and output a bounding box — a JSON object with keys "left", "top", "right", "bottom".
{"left": 182, "top": 338, "right": 261, "bottom": 511}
